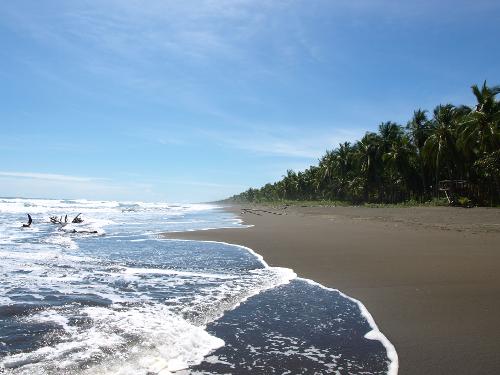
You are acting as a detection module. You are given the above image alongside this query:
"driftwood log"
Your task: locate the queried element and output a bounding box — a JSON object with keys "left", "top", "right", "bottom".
{"left": 72, "top": 214, "right": 83, "bottom": 223}
{"left": 240, "top": 208, "right": 287, "bottom": 216}
{"left": 67, "top": 229, "right": 98, "bottom": 234}
{"left": 22, "top": 214, "right": 33, "bottom": 227}
{"left": 50, "top": 213, "right": 84, "bottom": 225}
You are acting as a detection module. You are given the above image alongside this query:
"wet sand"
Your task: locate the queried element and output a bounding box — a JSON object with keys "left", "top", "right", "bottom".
{"left": 163, "top": 205, "right": 500, "bottom": 374}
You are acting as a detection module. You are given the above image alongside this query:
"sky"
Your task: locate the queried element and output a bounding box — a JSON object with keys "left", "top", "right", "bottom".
{"left": 1, "top": 0, "right": 499, "bottom": 202}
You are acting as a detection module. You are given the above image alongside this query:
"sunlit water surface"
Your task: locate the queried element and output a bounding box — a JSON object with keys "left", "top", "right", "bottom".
{"left": 0, "top": 198, "right": 393, "bottom": 374}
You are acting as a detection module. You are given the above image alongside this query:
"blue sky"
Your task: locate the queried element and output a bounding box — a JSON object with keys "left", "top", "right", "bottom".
{"left": 1, "top": 0, "right": 499, "bottom": 202}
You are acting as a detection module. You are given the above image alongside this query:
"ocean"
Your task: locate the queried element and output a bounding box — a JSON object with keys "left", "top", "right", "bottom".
{"left": 0, "top": 198, "right": 397, "bottom": 374}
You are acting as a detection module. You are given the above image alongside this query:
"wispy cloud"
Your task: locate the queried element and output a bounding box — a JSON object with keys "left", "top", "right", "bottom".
{"left": 198, "top": 125, "right": 364, "bottom": 159}
{"left": 0, "top": 171, "right": 106, "bottom": 183}
{"left": 0, "top": 171, "right": 245, "bottom": 202}
{"left": 163, "top": 179, "right": 247, "bottom": 190}
{"left": 0, "top": 1, "right": 307, "bottom": 100}
{"left": 0, "top": 171, "right": 157, "bottom": 201}
{"left": 121, "top": 127, "right": 189, "bottom": 146}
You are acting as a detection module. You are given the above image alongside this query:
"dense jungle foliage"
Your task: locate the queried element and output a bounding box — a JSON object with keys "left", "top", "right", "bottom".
{"left": 229, "top": 82, "right": 500, "bottom": 206}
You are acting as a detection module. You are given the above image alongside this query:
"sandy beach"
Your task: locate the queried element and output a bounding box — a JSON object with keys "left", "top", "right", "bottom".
{"left": 164, "top": 205, "right": 500, "bottom": 374}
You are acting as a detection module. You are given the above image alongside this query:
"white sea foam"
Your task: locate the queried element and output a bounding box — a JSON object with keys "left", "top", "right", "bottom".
{"left": 0, "top": 197, "right": 216, "bottom": 215}
{"left": 1, "top": 305, "right": 224, "bottom": 375}
{"left": 0, "top": 198, "right": 396, "bottom": 374}
{"left": 44, "top": 235, "right": 79, "bottom": 250}
{"left": 122, "top": 266, "right": 239, "bottom": 280}
{"left": 297, "top": 279, "right": 398, "bottom": 374}
{"left": 0, "top": 199, "right": 239, "bottom": 374}
{"left": 172, "top": 239, "right": 270, "bottom": 268}
{"left": 175, "top": 239, "right": 399, "bottom": 375}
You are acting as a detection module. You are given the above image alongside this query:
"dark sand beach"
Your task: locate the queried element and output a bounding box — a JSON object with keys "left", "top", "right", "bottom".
{"left": 164, "top": 205, "right": 500, "bottom": 374}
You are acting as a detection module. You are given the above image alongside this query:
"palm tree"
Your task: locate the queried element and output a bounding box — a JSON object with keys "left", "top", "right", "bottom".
{"left": 383, "top": 136, "right": 415, "bottom": 201}
{"left": 407, "top": 109, "right": 431, "bottom": 196}
{"left": 227, "top": 82, "right": 499, "bottom": 206}
{"left": 317, "top": 150, "right": 337, "bottom": 198}
{"left": 407, "top": 110, "right": 430, "bottom": 151}
{"left": 379, "top": 122, "right": 403, "bottom": 152}
{"left": 423, "top": 104, "right": 460, "bottom": 194}
{"left": 474, "top": 150, "right": 500, "bottom": 205}
{"left": 459, "top": 81, "right": 500, "bottom": 156}
{"left": 297, "top": 170, "right": 314, "bottom": 200}
{"left": 282, "top": 169, "right": 298, "bottom": 200}
{"left": 355, "top": 132, "right": 382, "bottom": 201}
{"left": 275, "top": 180, "right": 286, "bottom": 200}
{"left": 333, "top": 142, "right": 353, "bottom": 199}
{"left": 303, "top": 166, "right": 320, "bottom": 199}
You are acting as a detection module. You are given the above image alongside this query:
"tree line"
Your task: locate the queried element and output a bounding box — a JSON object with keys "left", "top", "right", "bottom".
{"left": 228, "top": 82, "right": 500, "bottom": 206}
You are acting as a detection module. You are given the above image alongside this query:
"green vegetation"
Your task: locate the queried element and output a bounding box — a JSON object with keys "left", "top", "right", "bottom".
{"left": 228, "top": 82, "right": 500, "bottom": 207}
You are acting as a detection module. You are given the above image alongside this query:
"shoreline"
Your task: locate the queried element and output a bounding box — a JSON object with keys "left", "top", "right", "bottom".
{"left": 169, "top": 238, "right": 399, "bottom": 374}
{"left": 163, "top": 204, "right": 500, "bottom": 374}
{"left": 301, "top": 276, "right": 399, "bottom": 375}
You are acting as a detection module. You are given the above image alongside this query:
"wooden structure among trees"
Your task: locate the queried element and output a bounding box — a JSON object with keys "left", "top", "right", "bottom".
{"left": 439, "top": 180, "right": 470, "bottom": 205}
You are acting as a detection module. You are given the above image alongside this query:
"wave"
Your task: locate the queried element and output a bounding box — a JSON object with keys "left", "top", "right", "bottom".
{"left": 0, "top": 198, "right": 397, "bottom": 374}
{"left": 174, "top": 240, "right": 399, "bottom": 374}
{"left": 0, "top": 197, "right": 216, "bottom": 215}
{"left": 2, "top": 305, "right": 224, "bottom": 375}
{"left": 0, "top": 238, "right": 295, "bottom": 374}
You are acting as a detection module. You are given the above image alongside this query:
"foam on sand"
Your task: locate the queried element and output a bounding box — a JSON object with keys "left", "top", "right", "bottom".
{"left": 180, "top": 239, "right": 399, "bottom": 375}
{"left": 2, "top": 305, "right": 224, "bottom": 375}
{"left": 0, "top": 198, "right": 397, "bottom": 374}
{"left": 302, "top": 278, "right": 399, "bottom": 375}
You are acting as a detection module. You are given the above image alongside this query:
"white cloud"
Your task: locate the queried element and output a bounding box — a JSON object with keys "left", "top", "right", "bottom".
{"left": 0, "top": 171, "right": 244, "bottom": 202}
{"left": 0, "top": 171, "right": 105, "bottom": 183}
{"left": 0, "top": 1, "right": 303, "bottom": 96}
{"left": 199, "top": 125, "right": 364, "bottom": 159}
{"left": 0, "top": 171, "right": 147, "bottom": 201}
{"left": 164, "top": 179, "right": 247, "bottom": 189}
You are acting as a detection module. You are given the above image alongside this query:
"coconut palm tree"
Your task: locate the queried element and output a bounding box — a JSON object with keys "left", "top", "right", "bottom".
{"left": 227, "top": 82, "right": 499, "bottom": 206}
{"left": 459, "top": 81, "right": 500, "bottom": 156}
{"left": 355, "top": 132, "right": 382, "bottom": 201}
{"left": 317, "top": 150, "right": 337, "bottom": 198}
{"left": 474, "top": 150, "right": 500, "bottom": 205}
{"left": 333, "top": 142, "right": 354, "bottom": 199}
{"left": 282, "top": 170, "right": 299, "bottom": 200}
{"left": 423, "top": 104, "right": 460, "bottom": 194}
{"left": 383, "top": 136, "right": 415, "bottom": 201}
{"left": 407, "top": 110, "right": 430, "bottom": 151}
{"left": 407, "top": 109, "right": 431, "bottom": 196}
{"left": 379, "top": 122, "right": 403, "bottom": 153}
{"left": 304, "top": 165, "right": 322, "bottom": 199}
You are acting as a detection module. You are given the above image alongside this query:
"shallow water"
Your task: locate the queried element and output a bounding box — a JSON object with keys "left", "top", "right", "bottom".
{"left": 0, "top": 198, "right": 395, "bottom": 374}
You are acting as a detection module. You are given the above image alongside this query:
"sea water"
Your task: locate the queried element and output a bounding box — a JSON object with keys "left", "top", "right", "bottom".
{"left": 0, "top": 198, "right": 397, "bottom": 374}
